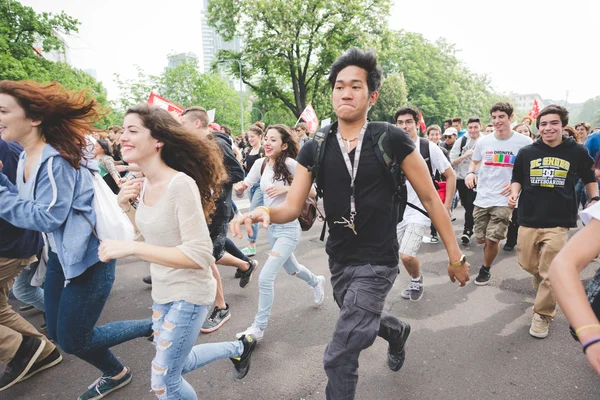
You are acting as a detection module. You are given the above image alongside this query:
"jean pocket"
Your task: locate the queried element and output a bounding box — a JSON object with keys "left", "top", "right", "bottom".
{"left": 354, "top": 289, "right": 386, "bottom": 315}
{"left": 368, "top": 264, "right": 397, "bottom": 285}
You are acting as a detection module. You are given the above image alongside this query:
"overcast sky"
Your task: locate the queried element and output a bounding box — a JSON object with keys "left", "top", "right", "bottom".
{"left": 20, "top": 0, "right": 600, "bottom": 104}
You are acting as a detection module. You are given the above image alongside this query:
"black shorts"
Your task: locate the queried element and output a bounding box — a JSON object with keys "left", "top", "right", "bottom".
{"left": 209, "top": 216, "right": 229, "bottom": 261}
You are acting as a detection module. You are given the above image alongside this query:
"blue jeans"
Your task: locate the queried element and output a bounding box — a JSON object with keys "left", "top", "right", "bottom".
{"left": 576, "top": 179, "right": 587, "bottom": 210}
{"left": 151, "top": 301, "right": 243, "bottom": 399}
{"left": 247, "top": 183, "right": 264, "bottom": 243}
{"left": 254, "top": 220, "right": 319, "bottom": 329}
{"left": 12, "top": 259, "right": 45, "bottom": 311}
{"left": 45, "top": 250, "right": 152, "bottom": 377}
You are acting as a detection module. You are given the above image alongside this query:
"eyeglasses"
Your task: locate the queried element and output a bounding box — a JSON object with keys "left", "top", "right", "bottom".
{"left": 396, "top": 120, "right": 415, "bottom": 127}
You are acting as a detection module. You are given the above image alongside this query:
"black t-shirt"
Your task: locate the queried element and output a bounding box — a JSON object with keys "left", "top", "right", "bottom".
{"left": 244, "top": 147, "right": 264, "bottom": 174}
{"left": 512, "top": 137, "right": 596, "bottom": 228}
{"left": 297, "top": 124, "right": 416, "bottom": 266}
{"left": 212, "top": 132, "right": 245, "bottom": 219}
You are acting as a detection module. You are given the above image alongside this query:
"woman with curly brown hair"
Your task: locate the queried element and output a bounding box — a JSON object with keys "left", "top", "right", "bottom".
{"left": 97, "top": 105, "right": 257, "bottom": 399}
{"left": 233, "top": 124, "right": 325, "bottom": 342}
{"left": 0, "top": 80, "right": 152, "bottom": 399}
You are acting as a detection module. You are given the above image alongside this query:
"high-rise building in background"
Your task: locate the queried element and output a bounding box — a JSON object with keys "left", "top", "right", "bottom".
{"left": 201, "top": 0, "right": 242, "bottom": 73}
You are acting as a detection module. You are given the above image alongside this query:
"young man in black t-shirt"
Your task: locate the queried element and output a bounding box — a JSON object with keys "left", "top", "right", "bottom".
{"left": 509, "top": 105, "right": 599, "bottom": 339}
{"left": 231, "top": 48, "right": 469, "bottom": 400}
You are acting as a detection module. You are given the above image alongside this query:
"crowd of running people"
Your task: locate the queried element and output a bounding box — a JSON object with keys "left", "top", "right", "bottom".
{"left": 1, "top": 48, "right": 600, "bottom": 400}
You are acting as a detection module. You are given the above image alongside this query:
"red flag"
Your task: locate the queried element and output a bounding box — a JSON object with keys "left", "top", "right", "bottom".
{"left": 300, "top": 104, "right": 319, "bottom": 134}
{"left": 147, "top": 93, "right": 184, "bottom": 118}
{"left": 528, "top": 99, "right": 540, "bottom": 119}
{"left": 418, "top": 112, "right": 427, "bottom": 134}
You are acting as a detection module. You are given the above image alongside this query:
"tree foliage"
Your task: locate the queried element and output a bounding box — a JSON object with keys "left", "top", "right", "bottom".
{"left": 113, "top": 55, "right": 250, "bottom": 133}
{"left": 0, "top": 0, "right": 115, "bottom": 126}
{"left": 208, "top": 0, "right": 393, "bottom": 120}
{"left": 574, "top": 96, "right": 600, "bottom": 127}
{"left": 370, "top": 72, "right": 408, "bottom": 123}
{"left": 377, "top": 30, "right": 496, "bottom": 126}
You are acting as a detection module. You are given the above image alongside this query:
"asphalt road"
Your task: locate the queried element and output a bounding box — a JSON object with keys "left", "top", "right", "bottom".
{"left": 4, "top": 209, "right": 600, "bottom": 400}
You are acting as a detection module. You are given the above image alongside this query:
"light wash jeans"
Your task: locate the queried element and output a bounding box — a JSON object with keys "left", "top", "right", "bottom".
{"left": 254, "top": 220, "right": 319, "bottom": 329}
{"left": 247, "top": 183, "right": 264, "bottom": 243}
{"left": 151, "top": 300, "right": 244, "bottom": 400}
{"left": 12, "top": 260, "right": 45, "bottom": 311}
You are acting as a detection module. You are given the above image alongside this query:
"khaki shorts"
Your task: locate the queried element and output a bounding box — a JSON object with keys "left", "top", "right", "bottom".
{"left": 473, "top": 206, "right": 512, "bottom": 243}
{"left": 397, "top": 221, "right": 428, "bottom": 257}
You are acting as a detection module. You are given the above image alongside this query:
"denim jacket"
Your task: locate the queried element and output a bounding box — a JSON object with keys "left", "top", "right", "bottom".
{"left": 0, "top": 144, "right": 100, "bottom": 280}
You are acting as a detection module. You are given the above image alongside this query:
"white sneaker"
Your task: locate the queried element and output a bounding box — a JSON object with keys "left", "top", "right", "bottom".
{"left": 235, "top": 325, "right": 264, "bottom": 341}
{"left": 313, "top": 276, "right": 326, "bottom": 306}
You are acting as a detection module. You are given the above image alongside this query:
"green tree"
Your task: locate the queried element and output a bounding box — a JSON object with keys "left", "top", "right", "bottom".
{"left": 377, "top": 30, "right": 495, "bottom": 126}
{"left": 0, "top": 0, "right": 116, "bottom": 126}
{"left": 113, "top": 56, "right": 250, "bottom": 133}
{"left": 574, "top": 96, "right": 600, "bottom": 126}
{"left": 208, "top": 0, "right": 392, "bottom": 120}
{"left": 370, "top": 72, "right": 408, "bottom": 122}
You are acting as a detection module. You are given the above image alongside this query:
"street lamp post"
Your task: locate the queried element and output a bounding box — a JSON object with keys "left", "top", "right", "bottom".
{"left": 217, "top": 59, "right": 244, "bottom": 135}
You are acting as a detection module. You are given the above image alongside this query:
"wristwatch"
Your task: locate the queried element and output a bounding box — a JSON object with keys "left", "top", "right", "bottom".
{"left": 449, "top": 255, "right": 467, "bottom": 267}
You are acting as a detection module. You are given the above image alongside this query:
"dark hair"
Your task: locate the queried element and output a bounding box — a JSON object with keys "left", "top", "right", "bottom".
{"left": 0, "top": 80, "right": 101, "bottom": 169}
{"left": 452, "top": 117, "right": 463, "bottom": 124}
{"left": 221, "top": 125, "right": 232, "bottom": 136}
{"left": 394, "top": 105, "right": 420, "bottom": 124}
{"left": 536, "top": 104, "right": 569, "bottom": 129}
{"left": 107, "top": 125, "right": 123, "bottom": 134}
{"left": 96, "top": 139, "right": 113, "bottom": 156}
{"left": 247, "top": 125, "right": 263, "bottom": 137}
{"left": 426, "top": 124, "right": 442, "bottom": 135}
{"left": 490, "top": 102, "right": 514, "bottom": 117}
{"left": 443, "top": 119, "right": 452, "bottom": 126}
{"left": 181, "top": 106, "right": 209, "bottom": 128}
{"left": 264, "top": 124, "right": 299, "bottom": 185}
{"left": 328, "top": 48, "right": 382, "bottom": 94}
{"left": 486, "top": 123, "right": 494, "bottom": 128}
{"left": 467, "top": 117, "right": 481, "bottom": 125}
{"left": 575, "top": 122, "right": 591, "bottom": 133}
{"left": 125, "top": 104, "right": 226, "bottom": 221}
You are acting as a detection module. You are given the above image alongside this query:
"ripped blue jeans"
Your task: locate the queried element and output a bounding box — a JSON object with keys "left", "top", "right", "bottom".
{"left": 151, "top": 301, "right": 244, "bottom": 400}
{"left": 254, "top": 220, "right": 319, "bottom": 330}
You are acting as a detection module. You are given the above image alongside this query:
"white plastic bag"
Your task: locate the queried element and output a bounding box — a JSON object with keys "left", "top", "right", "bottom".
{"left": 91, "top": 172, "right": 135, "bottom": 241}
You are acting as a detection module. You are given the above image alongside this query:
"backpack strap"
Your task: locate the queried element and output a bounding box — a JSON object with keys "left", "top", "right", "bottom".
{"left": 309, "top": 122, "right": 336, "bottom": 241}
{"left": 260, "top": 158, "right": 268, "bottom": 175}
{"left": 419, "top": 137, "right": 433, "bottom": 177}
{"left": 459, "top": 135, "right": 468, "bottom": 154}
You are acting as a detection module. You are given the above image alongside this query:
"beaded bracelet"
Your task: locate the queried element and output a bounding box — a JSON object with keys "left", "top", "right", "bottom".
{"left": 581, "top": 337, "right": 600, "bottom": 354}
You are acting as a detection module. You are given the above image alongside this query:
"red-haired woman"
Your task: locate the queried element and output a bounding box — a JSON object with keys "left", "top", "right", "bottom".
{"left": 0, "top": 81, "right": 152, "bottom": 400}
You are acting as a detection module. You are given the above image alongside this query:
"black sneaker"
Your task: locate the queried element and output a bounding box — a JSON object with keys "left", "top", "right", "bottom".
{"left": 239, "top": 260, "right": 258, "bottom": 288}
{"left": 474, "top": 266, "right": 491, "bottom": 286}
{"left": 200, "top": 304, "right": 231, "bottom": 334}
{"left": 231, "top": 334, "right": 257, "bottom": 379}
{"left": 430, "top": 234, "right": 439, "bottom": 244}
{"left": 461, "top": 230, "right": 472, "bottom": 245}
{"left": 0, "top": 336, "right": 45, "bottom": 392}
{"left": 20, "top": 347, "right": 62, "bottom": 382}
{"left": 235, "top": 269, "right": 242, "bottom": 278}
{"left": 387, "top": 321, "right": 411, "bottom": 371}
{"left": 142, "top": 275, "right": 152, "bottom": 285}
{"left": 503, "top": 244, "right": 515, "bottom": 251}
{"left": 19, "top": 305, "right": 34, "bottom": 312}
{"left": 40, "top": 313, "right": 47, "bottom": 331}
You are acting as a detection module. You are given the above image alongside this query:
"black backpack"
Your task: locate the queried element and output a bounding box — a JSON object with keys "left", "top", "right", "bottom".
{"left": 309, "top": 121, "right": 427, "bottom": 241}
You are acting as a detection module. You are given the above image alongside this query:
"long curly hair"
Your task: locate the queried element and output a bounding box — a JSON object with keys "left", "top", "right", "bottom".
{"left": 0, "top": 80, "right": 100, "bottom": 169}
{"left": 265, "top": 124, "right": 299, "bottom": 185}
{"left": 125, "top": 105, "right": 227, "bottom": 221}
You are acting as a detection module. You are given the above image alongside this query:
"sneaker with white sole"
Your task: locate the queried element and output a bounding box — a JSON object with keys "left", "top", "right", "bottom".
{"left": 241, "top": 247, "right": 257, "bottom": 257}
{"left": 401, "top": 276, "right": 424, "bottom": 301}
{"left": 529, "top": 313, "right": 551, "bottom": 339}
{"left": 313, "top": 276, "right": 326, "bottom": 306}
{"left": 235, "top": 324, "right": 264, "bottom": 341}
{"left": 77, "top": 367, "right": 132, "bottom": 400}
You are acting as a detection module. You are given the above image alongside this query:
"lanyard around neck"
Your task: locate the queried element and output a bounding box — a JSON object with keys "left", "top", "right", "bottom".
{"left": 335, "top": 122, "right": 368, "bottom": 223}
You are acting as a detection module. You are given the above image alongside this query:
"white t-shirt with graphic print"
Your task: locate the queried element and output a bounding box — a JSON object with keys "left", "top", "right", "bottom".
{"left": 472, "top": 132, "right": 532, "bottom": 208}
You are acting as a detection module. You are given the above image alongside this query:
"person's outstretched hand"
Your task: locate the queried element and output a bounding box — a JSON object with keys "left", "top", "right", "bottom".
{"left": 230, "top": 207, "right": 271, "bottom": 238}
